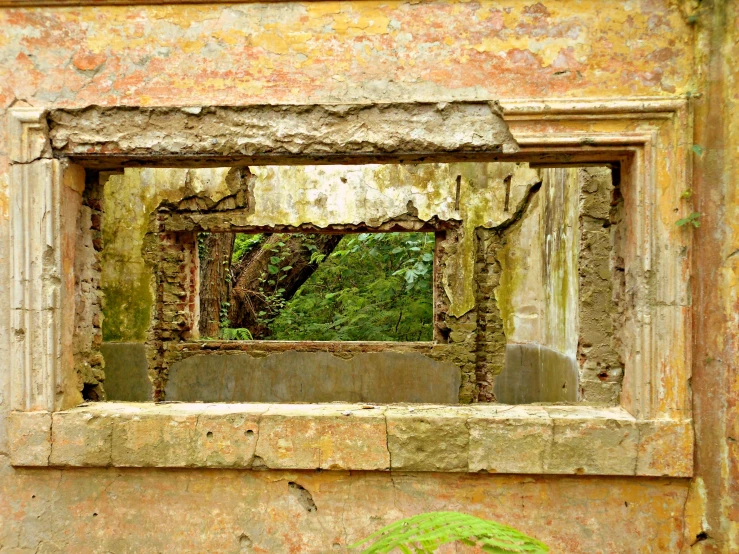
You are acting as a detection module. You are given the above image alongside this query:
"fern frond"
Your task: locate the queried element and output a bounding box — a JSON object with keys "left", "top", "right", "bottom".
{"left": 350, "top": 511, "right": 548, "bottom": 554}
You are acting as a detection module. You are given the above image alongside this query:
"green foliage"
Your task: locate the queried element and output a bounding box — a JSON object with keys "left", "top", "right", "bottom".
{"left": 268, "top": 232, "right": 434, "bottom": 341}
{"left": 350, "top": 511, "right": 549, "bottom": 554}
{"left": 692, "top": 144, "right": 704, "bottom": 156}
{"left": 232, "top": 233, "right": 263, "bottom": 264}
{"left": 197, "top": 232, "right": 208, "bottom": 262}
{"left": 676, "top": 211, "right": 701, "bottom": 228}
{"left": 220, "top": 327, "right": 253, "bottom": 340}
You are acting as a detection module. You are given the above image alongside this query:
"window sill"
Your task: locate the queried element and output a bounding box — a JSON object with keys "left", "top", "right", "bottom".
{"left": 8, "top": 403, "right": 692, "bottom": 477}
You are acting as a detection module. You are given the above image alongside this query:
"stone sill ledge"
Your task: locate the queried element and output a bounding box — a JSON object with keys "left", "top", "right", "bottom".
{"left": 8, "top": 403, "right": 693, "bottom": 477}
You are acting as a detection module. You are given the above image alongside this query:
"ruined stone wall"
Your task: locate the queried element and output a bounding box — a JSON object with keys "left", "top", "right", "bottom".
{"left": 72, "top": 178, "right": 105, "bottom": 400}
{"left": 1, "top": 0, "right": 733, "bottom": 552}
{"left": 488, "top": 166, "right": 622, "bottom": 404}
{"left": 577, "top": 167, "right": 623, "bottom": 404}
{"left": 98, "top": 162, "right": 622, "bottom": 405}
{"left": 101, "top": 168, "right": 235, "bottom": 342}
{"left": 100, "top": 162, "right": 553, "bottom": 403}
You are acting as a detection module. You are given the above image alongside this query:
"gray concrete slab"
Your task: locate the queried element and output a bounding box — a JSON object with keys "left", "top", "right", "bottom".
{"left": 165, "top": 351, "right": 461, "bottom": 404}
{"left": 101, "top": 342, "right": 153, "bottom": 401}
{"left": 494, "top": 343, "right": 578, "bottom": 404}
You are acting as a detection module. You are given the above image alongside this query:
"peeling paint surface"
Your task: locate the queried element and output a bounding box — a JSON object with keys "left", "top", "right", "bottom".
{"left": 0, "top": 1, "right": 692, "bottom": 109}
{"left": 0, "top": 457, "right": 690, "bottom": 553}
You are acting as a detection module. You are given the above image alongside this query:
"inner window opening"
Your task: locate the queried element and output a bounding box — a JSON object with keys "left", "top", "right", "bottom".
{"left": 198, "top": 231, "right": 435, "bottom": 342}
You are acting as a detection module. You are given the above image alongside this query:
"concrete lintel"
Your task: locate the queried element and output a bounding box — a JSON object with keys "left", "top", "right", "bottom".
{"left": 7, "top": 403, "right": 693, "bottom": 476}
{"left": 47, "top": 102, "right": 518, "bottom": 167}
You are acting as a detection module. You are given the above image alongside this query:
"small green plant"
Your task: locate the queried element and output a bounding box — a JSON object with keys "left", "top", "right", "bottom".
{"left": 676, "top": 211, "right": 701, "bottom": 228}
{"left": 220, "top": 327, "right": 253, "bottom": 340}
{"left": 350, "top": 511, "right": 548, "bottom": 554}
{"left": 232, "top": 233, "right": 263, "bottom": 264}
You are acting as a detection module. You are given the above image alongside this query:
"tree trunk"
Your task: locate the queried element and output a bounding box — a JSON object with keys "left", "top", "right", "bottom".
{"left": 228, "top": 233, "right": 342, "bottom": 337}
{"left": 198, "top": 233, "right": 235, "bottom": 338}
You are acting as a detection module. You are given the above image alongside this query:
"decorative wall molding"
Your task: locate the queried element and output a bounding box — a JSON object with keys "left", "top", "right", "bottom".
{"left": 8, "top": 107, "right": 63, "bottom": 411}
{"left": 8, "top": 107, "right": 51, "bottom": 164}
{"left": 499, "top": 97, "right": 692, "bottom": 421}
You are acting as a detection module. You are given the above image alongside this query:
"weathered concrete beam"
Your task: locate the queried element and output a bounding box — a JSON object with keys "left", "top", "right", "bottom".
{"left": 47, "top": 102, "right": 518, "bottom": 167}
{"left": 8, "top": 403, "right": 693, "bottom": 476}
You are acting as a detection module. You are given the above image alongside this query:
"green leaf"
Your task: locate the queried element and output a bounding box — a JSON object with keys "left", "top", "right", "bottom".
{"left": 270, "top": 256, "right": 281, "bottom": 264}
{"left": 692, "top": 144, "right": 704, "bottom": 156}
{"left": 676, "top": 212, "right": 701, "bottom": 228}
{"left": 268, "top": 264, "right": 279, "bottom": 274}
{"left": 281, "top": 265, "right": 293, "bottom": 272}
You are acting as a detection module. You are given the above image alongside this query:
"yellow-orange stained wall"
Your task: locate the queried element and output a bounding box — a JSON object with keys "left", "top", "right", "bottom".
{"left": 0, "top": 1, "right": 735, "bottom": 552}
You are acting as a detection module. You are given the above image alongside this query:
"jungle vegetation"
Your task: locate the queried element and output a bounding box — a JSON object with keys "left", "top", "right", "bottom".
{"left": 198, "top": 231, "right": 435, "bottom": 342}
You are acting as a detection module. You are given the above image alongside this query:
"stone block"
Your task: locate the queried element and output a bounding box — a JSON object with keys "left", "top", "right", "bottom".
{"left": 9, "top": 402, "right": 689, "bottom": 477}
{"left": 192, "top": 404, "right": 267, "bottom": 468}
{"left": 112, "top": 405, "right": 198, "bottom": 467}
{"left": 8, "top": 411, "right": 51, "bottom": 467}
{"left": 468, "top": 405, "right": 551, "bottom": 474}
{"left": 50, "top": 410, "right": 113, "bottom": 466}
{"left": 255, "top": 404, "right": 389, "bottom": 471}
{"left": 637, "top": 419, "right": 694, "bottom": 477}
{"left": 545, "top": 406, "right": 638, "bottom": 475}
{"left": 386, "top": 406, "right": 470, "bottom": 471}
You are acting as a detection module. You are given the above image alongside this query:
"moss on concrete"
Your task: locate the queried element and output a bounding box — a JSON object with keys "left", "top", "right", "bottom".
{"left": 101, "top": 168, "right": 234, "bottom": 342}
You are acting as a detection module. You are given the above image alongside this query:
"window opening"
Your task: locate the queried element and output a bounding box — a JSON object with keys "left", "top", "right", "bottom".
{"left": 199, "top": 231, "right": 435, "bottom": 342}
{"left": 92, "top": 162, "right": 623, "bottom": 405}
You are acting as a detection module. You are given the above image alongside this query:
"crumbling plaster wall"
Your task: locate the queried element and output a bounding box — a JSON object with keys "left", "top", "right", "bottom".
{"left": 1, "top": 0, "right": 734, "bottom": 552}
{"left": 101, "top": 162, "right": 617, "bottom": 405}
{"left": 106, "top": 162, "right": 548, "bottom": 403}
{"left": 482, "top": 166, "right": 622, "bottom": 404}
{"left": 104, "top": 162, "right": 541, "bottom": 339}
{"left": 488, "top": 166, "right": 581, "bottom": 403}
{"left": 102, "top": 167, "right": 236, "bottom": 342}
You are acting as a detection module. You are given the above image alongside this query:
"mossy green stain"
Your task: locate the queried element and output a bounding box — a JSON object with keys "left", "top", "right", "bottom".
{"left": 102, "top": 275, "right": 153, "bottom": 342}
